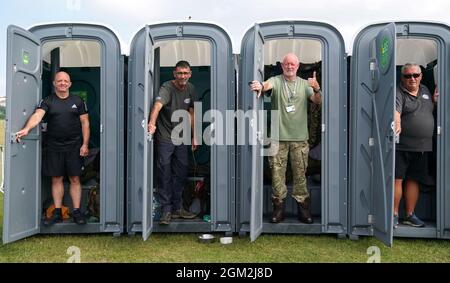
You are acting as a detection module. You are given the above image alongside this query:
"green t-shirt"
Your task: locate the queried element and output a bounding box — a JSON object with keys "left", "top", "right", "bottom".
{"left": 155, "top": 81, "right": 197, "bottom": 143}
{"left": 267, "top": 75, "right": 313, "bottom": 141}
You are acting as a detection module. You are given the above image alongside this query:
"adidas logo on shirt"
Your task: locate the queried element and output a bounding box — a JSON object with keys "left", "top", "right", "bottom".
{"left": 71, "top": 104, "right": 78, "bottom": 109}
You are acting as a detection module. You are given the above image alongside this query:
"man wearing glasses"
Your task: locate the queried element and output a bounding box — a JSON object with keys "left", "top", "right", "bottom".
{"left": 148, "top": 60, "right": 198, "bottom": 225}
{"left": 394, "top": 63, "right": 438, "bottom": 228}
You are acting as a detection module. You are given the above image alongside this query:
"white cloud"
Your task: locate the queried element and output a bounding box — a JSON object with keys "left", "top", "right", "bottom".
{"left": 51, "top": 0, "right": 450, "bottom": 54}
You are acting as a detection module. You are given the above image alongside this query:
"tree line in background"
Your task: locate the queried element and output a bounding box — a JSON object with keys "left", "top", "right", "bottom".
{"left": 0, "top": 106, "right": 5, "bottom": 120}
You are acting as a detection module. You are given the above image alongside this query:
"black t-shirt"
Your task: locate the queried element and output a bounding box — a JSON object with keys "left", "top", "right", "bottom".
{"left": 154, "top": 81, "right": 196, "bottom": 143}
{"left": 396, "top": 84, "right": 435, "bottom": 152}
{"left": 38, "top": 94, "right": 88, "bottom": 152}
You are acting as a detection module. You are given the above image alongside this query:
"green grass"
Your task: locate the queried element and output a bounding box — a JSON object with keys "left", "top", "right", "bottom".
{"left": 0, "top": 190, "right": 449, "bottom": 263}
{"left": 0, "top": 119, "right": 4, "bottom": 186}
{"left": 0, "top": 119, "right": 449, "bottom": 263}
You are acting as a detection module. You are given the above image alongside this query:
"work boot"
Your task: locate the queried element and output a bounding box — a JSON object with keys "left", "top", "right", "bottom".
{"left": 72, "top": 209, "right": 86, "bottom": 225}
{"left": 159, "top": 211, "right": 171, "bottom": 225}
{"left": 44, "top": 212, "right": 63, "bottom": 226}
{"left": 271, "top": 198, "right": 285, "bottom": 223}
{"left": 172, "top": 208, "right": 197, "bottom": 219}
{"left": 297, "top": 197, "right": 313, "bottom": 224}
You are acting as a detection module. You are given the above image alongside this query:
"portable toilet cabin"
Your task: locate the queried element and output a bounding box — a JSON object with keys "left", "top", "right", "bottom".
{"left": 3, "top": 24, "right": 125, "bottom": 244}
{"left": 237, "top": 21, "right": 348, "bottom": 241}
{"left": 126, "top": 22, "right": 235, "bottom": 240}
{"left": 349, "top": 22, "right": 450, "bottom": 246}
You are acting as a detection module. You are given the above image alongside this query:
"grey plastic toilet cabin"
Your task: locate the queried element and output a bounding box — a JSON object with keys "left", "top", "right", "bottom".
{"left": 3, "top": 24, "right": 125, "bottom": 244}
{"left": 127, "top": 22, "right": 235, "bottom": 240}
{"left": 237, "top": 21, "right": 348, "bottom": 241}
{"left": 349, "top": 22, "right": 450, "bottom": 246}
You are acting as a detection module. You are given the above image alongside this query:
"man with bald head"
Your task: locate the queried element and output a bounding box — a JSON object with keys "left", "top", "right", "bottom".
{"left": 16, "top": 71, "right": 90, "bottom": 226}
{"left": 394, "top": 63, "right": 438, "bottom": 228}
{"left": 250, "top": 53, "right": 322, "bottom": 224}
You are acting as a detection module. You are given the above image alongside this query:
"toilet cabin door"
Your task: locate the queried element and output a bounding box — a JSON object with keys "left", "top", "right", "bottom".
{"left": 3, "top": 25, "right": 42, "bottom": 244}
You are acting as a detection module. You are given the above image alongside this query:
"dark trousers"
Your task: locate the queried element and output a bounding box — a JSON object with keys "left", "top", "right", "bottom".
{"left": 155, "top": 142, "right": 189, "bottom": 213}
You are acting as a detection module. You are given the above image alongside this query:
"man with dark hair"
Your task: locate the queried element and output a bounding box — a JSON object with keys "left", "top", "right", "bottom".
{"left": 148, "top": 60, "right": 198, "bottom": 225}
{"left": 16, "top": 71, "right": 90, "bottom": 225}
{"left": 394, "top": 63, "right": 438, "bottom": 228}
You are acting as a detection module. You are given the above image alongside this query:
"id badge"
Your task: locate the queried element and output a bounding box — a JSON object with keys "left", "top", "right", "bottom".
{"left": 286, "top": 105, "right": 296, "bottom": 113}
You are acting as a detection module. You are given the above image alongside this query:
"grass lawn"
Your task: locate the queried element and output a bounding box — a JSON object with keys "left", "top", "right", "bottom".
{"left": 0, "top": 191, "right": 449, "bottom": 263}
{"left": 0, "top": 119, "right": 449, "bottom": 263}
{"left": 0, "top": 119, "right": 4, "bottom": 187}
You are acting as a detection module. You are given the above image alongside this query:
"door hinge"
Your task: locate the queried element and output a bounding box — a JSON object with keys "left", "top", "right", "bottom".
{"left": 368, "top": 214, "right": 374, "bottom": 224}
{"left": 100, "top": 124, "right": 103, "bottom": 133}
{"left": 401, "top": 24, "right": 410, "bottom": 36}
{"left": 321, "top": 124, "right": 325, "bottom": 132}
{"left": 369, "top": 138, "right": 374, "bottom": 147}
{"left": 288, "top": 25, "right": 295, "bottom": 37}
{"left": 65, "top": 26, "right": 73, "bottom": 38}
{"left": 437, "top": 126, "right": 441, "bottom": 135}
{"left": 369, "top": 60, "right": 376, "bottom": 71}
{"left": 369, "top": 60, "right": 377, "bottom": 82}
{"left": 176, "top": 26, "right": 183, "bottom": 37}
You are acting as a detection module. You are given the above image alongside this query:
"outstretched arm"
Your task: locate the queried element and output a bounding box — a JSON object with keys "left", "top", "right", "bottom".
{"left": 15, "top": 109, "right": 46, "bottom": 142}
{"left": 249, "top": 80, "right": 273, "bottom": 98}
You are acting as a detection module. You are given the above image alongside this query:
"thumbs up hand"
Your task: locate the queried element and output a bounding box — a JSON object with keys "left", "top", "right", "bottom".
{"left": 307, "top": 71, "right": 320, "bottom": 91}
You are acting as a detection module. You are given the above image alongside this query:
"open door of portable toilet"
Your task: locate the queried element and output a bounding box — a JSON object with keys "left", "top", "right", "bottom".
{"left": 349, "top": 22, "right": 450, "bottom": 245}
{"left": 237, "top": 21, "right": 348, "bottom": 241}
{"left": 127, "top": 22, "right": 235, "bottom": 240}
{"left": 3, "top": 24, "right": 124, "bottom": 244}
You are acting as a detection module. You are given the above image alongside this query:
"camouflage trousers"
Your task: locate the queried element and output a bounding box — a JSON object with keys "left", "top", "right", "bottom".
{"left": 268, "top": 141, "right": 309, "bottom": 203}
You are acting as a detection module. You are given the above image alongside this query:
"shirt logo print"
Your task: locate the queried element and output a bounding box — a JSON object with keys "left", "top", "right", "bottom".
{"left": 71, "top": 104, "right": 78, "bottom": 109}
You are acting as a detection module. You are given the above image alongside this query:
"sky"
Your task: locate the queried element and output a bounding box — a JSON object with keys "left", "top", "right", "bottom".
{"left": 1, "top": 0, "right": 450, "bottom": 97}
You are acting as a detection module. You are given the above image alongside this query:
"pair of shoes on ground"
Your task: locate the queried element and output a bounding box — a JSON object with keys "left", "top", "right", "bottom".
{"left": 393, "top": 212, "right": 425, "bottom": 228}
{"left": 159, "top": 209, "right": 197, "bottom": 225}
{"left": 44, "top": 210, "right": 86, "bottom": 226}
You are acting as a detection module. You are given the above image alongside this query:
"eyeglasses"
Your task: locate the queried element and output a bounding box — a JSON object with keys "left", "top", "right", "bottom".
{"left": 175, "top": 71, "right": 191, "bottom": 76}
{"left": 402, "top": 73, "right": 421, "bottom": 79}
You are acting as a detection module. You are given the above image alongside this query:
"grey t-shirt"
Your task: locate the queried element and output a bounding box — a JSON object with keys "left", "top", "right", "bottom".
{"left": 396, "top": 84, "right": 435, "bottom": 152}
{"left": 154, "top": 81, "right": 196, "bottom": 143}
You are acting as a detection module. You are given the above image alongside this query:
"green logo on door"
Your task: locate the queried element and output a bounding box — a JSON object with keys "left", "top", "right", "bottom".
{"left": 22, "top": 50, "right": 30, "bottom": 65}
{"left": 379, "top": 37, "right": 391, "bottom": 73}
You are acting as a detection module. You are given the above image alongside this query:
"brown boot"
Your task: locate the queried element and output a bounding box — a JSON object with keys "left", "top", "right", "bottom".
{"left": 298, "top": 197, "right": 313, "bottom": 224}
{"left": 271, "top": 198, "right": 285, "bottom": 223}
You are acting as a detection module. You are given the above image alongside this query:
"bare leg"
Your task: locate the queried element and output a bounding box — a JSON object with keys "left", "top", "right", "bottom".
{"left": 51, "top": 176, "right": 64, "bottom": 208}
{"left": 394, "top": 179, "right": 403, "bottom": 215}
{"left": 68, "top": 176, "right": 82, "bottom": 209}
{"left": 404, "top": 180, "right": 420, "bottom": 215}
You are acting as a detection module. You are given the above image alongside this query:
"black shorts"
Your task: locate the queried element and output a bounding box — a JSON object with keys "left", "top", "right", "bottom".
{"left": 395, "top": 151, "right": 434, "bottom": 185}
{"left": 42, "top": 148, "right": 83, "bottom": 177}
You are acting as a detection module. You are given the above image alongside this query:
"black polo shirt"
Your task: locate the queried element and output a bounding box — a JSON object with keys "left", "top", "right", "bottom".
{"left": 395, "top": 84, "right": 434, "bottom": 152}
{"left": 38, "top": 94, "right": 88, "bottom": 152}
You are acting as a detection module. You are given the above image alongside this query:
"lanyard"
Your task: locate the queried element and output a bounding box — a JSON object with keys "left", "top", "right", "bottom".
{"left": 283, "top": 77, "right": 297, "bottom": 103}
